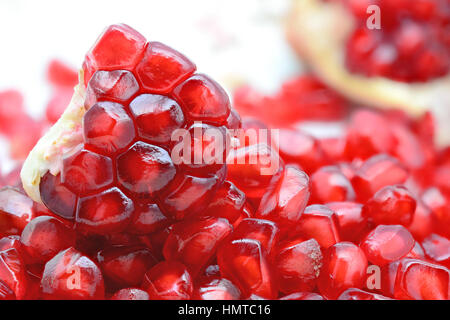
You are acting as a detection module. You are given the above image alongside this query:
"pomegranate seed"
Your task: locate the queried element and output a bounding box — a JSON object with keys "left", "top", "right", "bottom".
{"left": 338, "top": 288, "right": 392, "bottom": 300}
{"left": 405, "top": 241, "right": 426, "bottom": 259}
{"left": 351, "top": 154, "right": 409, "bottom": 202}
{"left": 40, "top": 173, "right": 77, "bottom": 220}
{"left": 41, "top": 247, "right": 104, "bottom": 300}
{"left": 0, "top": 187, "right": 34, "bottom": 236}
{"left": 143, "top": 261, "right": 193, "bottom": 300}
{"left": 293, "top": 205, "right": 340, "bottom": 248}
{"left": 217, "top": 239, "right": 276, "bottom": 299}
{"left": 274, "top": 238, "right": 323, "bottom": 294}
{"left": 310, "top": 166, "right": 355, "bottom": 203}
{"left": 421, "top": 187, "right": 450, "bottom": 238}
{"left": 0, "top": 235, "right": 23, "bottom": 254}
{"left": 408, "top": 200, "right": 434, "bottom": 241}
{"left": 225, "top": 108, "right": 242, "bottom": 130}
{"left": 0, "top": 279, "right": 15, "bottom": 300}
{"left": 194, "top": 278, "right": 241, "bottom": 300}
{"left": 46, "top": 59, "right": 78, "bottom": 87}
{"left": 381, "top": 260, "right": 401, "bottom": 297}
{"left": 256, "top": 166, "right": 310, "bottom": 234}
{"left": 136, "top": 42, "right": 196, "bottom": 94}
{"left": 83, "top": 102, "right": 136, "bottom": 155}
{"left": 127, "top": 202, "right": 170, "bottom": 235}
{"left": 97, "top": 245, "right": 157, "bottom": 287}
{"left": 20, "top": 216, "right": 76, "bottom": 264}
{"left": 0, "top": 248, "right": 27, "bottom": 300}
{"left": 326, "top": 202, "right": 367, "bottom": 242}
{"left": 362, "top": 185, "right": 416, "bottom": 227}
{"left": 163, "top": 217, "right": 232, "bottom": 277}
{"left": 361, "top": 225, "right": 415, "bottom": 266}
{"left": 394, "top": 258, "right": 449, "bottom": 300}
{"left": 230, "top": 218, "right": 279, "bottom": 256}
{"left": 318, "top": 242, "right": 368, "bottom": 299}
{"left": 110, "top": 288, "right": 149, "bottom": 300}
{"left": 422, "top": 233, "right": 450, "bottom": 268}
{"left": 279, "top": 292, "right": 324, "bottom": 300}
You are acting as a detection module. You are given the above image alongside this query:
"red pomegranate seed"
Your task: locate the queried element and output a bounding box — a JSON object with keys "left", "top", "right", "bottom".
{"left": 194, "top": 278, "right": 241, "bottom": 300}
{"left": 0, "top": 279, "right": 15, "bottom": 300}
{"left": 279, "top": 292, "right": 324, "bottom": 300}
{"left": 310, "top": 166, "right": 355, "bottom": 203}
{"left": 361, "top": 225, "right": 415, "bottom": 266}
{"left": 293, "top": 205, "right": 340, "bottom": 248}
{"left": 394, "top": 258, "right": 449, "bottom": 300}
{"left": 408, "top": 200, "right": 434, "bottom": 241}
{"left": 173, "top": 74, "right": 230, "bottom": 125}
{"left": 422, "top": 233, "right": 450, "bottom": 268}
{"left": 326, "top": 202, "right": 367, "bottom": 242}
{"left": 0, "top": 248, "right": 27, "bottom": 300}
{"left": 41, "top": 247, "right": 104, "bottom": 300}
{"left": 226, "top": 108, "right": 242, "bottom": 130}
{"left": 110, "top": 288, "right": 149, "bottom": 300}
{"left": 85, "top": 70, "right": 139, "bottom": 109}
{"left": 318, "top": 242, "right": 368, "bottom": 299}
{"left": 97, "top": 245, "right": 157, "bottom": 287}
{"left": 0, "top": 235, "right": 23, "bottom": 254}
{"left": 217, "top": 239, "right": 276, "bottom": 299}
{"left": 46, "top": 59, "right": 78, "bottom": 87}
{"left": 405, "top": 241, "right": 426, "bottom": 259}
{"left": 231, "top": 218, "right": 279, "bottom": 256}
{"left": 337, "top": 288, "right": 392, "bottom": 300}
{"left": 351, "top": 154, "right": 409, "bottom": 202}
{"left": 86, "top": 24, "right": 146, "bottom": 74}
{"left": 381, "top": 260, "right": 401, "bottom": 297}
{"left": 75, "top": 187, "right": 134, "bottom": 234}
{"left": 20, "top": 216, "right": 76, "bottom": 264}
{"left": 163, "top": 217, "right": 232, "bottom": 277}
{"left": 127, "top": 202, "right": 170, "bottom": 235}
{"left": 421, "top": 187, "right": 450, "bottom": 238}
{"left": 256, "top": 166, "right": 310, "bottom": 234}
{"left": 83, "top": 101, "right": 136, "bottom": 155}
{"left": 61, "top": 148, "right": 114, "bottom": 196}
{"left": 0, "top": 187, "right": 35, "bottom": 236}
{"left": 274, "top": 238, "right": 323, "bottom": 294}
{"left": 40, "top": 173, "right": 77, "bottom": 220}
{"left": 129, "top": 94, "right": 184, "bottom": 145}
{"left": 142, "top": 261, "right": 193, "bottom": 300}
{"left": 136, "top": 41, "right": 196, "bottom": 94}
{"left": 362, "top": 185, "right": 416, "bottom": 227}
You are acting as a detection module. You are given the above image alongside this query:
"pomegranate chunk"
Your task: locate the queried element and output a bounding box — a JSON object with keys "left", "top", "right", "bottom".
{"left": 310, "top": 166, "right": 355, "bottom": 203}
{"left": 163, "top": 217, "right": 232, "bottom": 277}
{"left": 41, "top": 247, "right": 104, "bottom": 300}
{"left": 194, "top": 278, "right": 241, "bottom": 300}
{"left": 318, "top": 242, "right": 368, "bottom": 299}
{"left": 217, "top": 239, "right": 276, "bottom": 299}
{"left": 20, "top": 216, "right": 76, "bottom": 264}
{"left": 230, "top": 218, "right": 279, "bottom": 256}
{"left": 422, "top": 234, "right": 450, "bottom": 268}
{"left": 143, "top": 261, "right": 193, "bottom": 300}
{"left": 256, "top": 166, "right": 310, "bottom": 234}
{"left": 110, "top": 288, "right": 149, "bottom": 300}
{"left": 326, "top": 202, "right": 367, "bottom": 242}
{"left": 274, "top": 238, "right": 323, "bottom": 294}
{"left": 361, "top": 225, "right": 415, "bottom": 266}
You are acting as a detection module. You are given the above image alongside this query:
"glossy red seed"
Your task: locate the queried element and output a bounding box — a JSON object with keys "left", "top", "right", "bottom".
{"left": 310, "top": 166, "right": 355, "bottom": 203}
{"left": 362, "top": 185, "right": 416, "bottom": 227}
{"left": 381, "top": 260, "right": 401, "bottom": 297}
{"left": 163, "top": 217, "right": 232, "bottom": 277}
{"left": 40, "top": 173, "right": 77, "bottom": 220}
{"left": 279, "top": 292, "right": 324, "bottom": 300}
{"left": 76, "top": 187, "right": 134, "bottom": 234}
{"left": 97, "top": 245, "right": 157, "bottom": 287}
{"left": 394, "top": 258, "right": 449, "bottom": 300}
{"left": 41, "top": 247, "right": 104, "bottom": 300}
{"left": 129, "top": 94, "right": 185, "bottom": 145}
{"left": 61, "top": 148, "right": 113, "bottom": 195}
{"left": 127, "top": 202, "right": 170, "bottom": 235}
{"left": 20, "top": 216, "right": 76, "bottom": 264}
{"left": 143, "top": 261, "right": 193, "bottom": 300}
{"left": 86, "top": 24, "right": 146, "bottom": 73}
{"left": 408, "top": 200, "right": 434, "bottom": 241}
{"left": 136, "top": 41, "right": 196, "bottom": 94}
{"left": 275, "top": 238, "right": 323, "bottom": 294}
{"left": 46, "top": 59, "right": 78, "bottom": 87}
{"left": 173, "top": 74, "right": 230, "bottom": 125}
{"left": 317, "top": 242, "right": 368, "bottom": 299}
{"left": 361, "top": 225, "right": 415, "bottom": 266}
{"left": 351, "top": 154, "right": 409, "bottom": 202}
{"left": 227, "top": 144, "right": 284, "bottom": 199}
{"left": 217, "top": 239, "right": 276, "bottom": 299}
{"left": 110, "top": 288, "right": 149, "bottom": 300}
{"left": 0, "top": 249, "right": 27, "bottom": 300}
{"left": 422, "top": 234, "right": 450, "bottom": 268}
{"left": 405, "top": 241, "right": 426, "bottom": 259}
{"left": 117, "top": 141, "right": 176, "bottom": 197}
{"left": 194, "top": 278, "right": 241, "bottom": 300}
{"left": 231, "top": 218, "right": 279, "bottom": 256}
{"left": 83, "top": 101, "right": 136, "bottom": 155}
{"left": 0, "top": 187, "right": 34, "bottom": 235}
{"left": 422, "top": 187, "right": 450, "bottom": 238}
{"left": 293, "top": 205, "right": 340, "bottom": 248}
{"left": 0, "top": 235, "right": 22, "bottom": 254}
{"left": 326, "top": 202, "right": 367, "bottom": 242}
{"left": 0, "top": 279, "right": 15, "bottom": 300}
{"left": 338, "top": 288, "right": 392, "bottom": 300}
{"left": 225, "top": 108, "right": 242, "bottom": 130}
{"left": 256, "top": 166, "right": 310, "bottom": 234}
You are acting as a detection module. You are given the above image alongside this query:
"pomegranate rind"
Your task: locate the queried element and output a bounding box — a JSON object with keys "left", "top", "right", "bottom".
{"left": 21, "top": 71, "right": 86, "bottom": 203}
{"left": 286, "top": 0, "right": 450, "bottom": 146}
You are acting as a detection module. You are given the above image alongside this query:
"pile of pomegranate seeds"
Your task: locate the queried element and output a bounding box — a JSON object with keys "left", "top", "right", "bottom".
{"left": 0, "top": 23, "right": 449, "bottom": 300}
{"left": 339, "top": 0, "right": 450, "bottom": 82}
